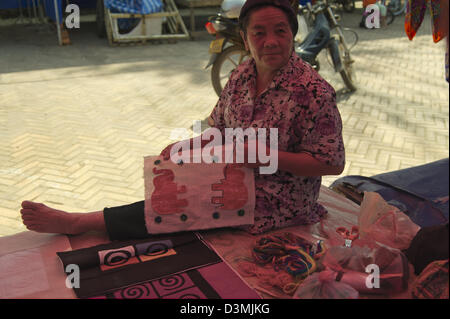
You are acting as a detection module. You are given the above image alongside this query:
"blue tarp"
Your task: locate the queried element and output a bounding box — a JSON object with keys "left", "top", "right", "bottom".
{"left": 0, "top": 0, "right": 63, "bottom": 23}
{"left": 0, "top": 1, "right": 164, "bottom": 23}
{"left": 104, "top": 0, "right": 163, "bottom": 32}
{"left": 331, "top": 158, "right": 449, "bottom": 228}
{"left": 105, "top": 0, "right": 163, "bottom": 14}
{"left": 70, "top": 0, "right": 97, "bottom": 9}
{"left": 43, "top": 0, "right": 62, "bottom": 22}
{"left": 0, "top": 0, "right": 30, "bottom": 9}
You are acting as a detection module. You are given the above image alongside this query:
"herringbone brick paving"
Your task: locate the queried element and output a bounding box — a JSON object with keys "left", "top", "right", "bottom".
{"left": 0, "top": 10, "right": 448, "bottom": 236}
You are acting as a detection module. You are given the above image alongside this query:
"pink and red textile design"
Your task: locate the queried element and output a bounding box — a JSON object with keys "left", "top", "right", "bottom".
{"left": 57, "top": 232, "right": 259, "bottom": 299}
{"left": 90, "top": 262, "right": 260, "bottom": 299}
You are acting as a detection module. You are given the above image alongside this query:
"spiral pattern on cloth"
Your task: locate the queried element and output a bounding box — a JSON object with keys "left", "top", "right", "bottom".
{"left": 136, "top": 240, "right": 173, "bottom": 257}
{"left": 103, "top": 249, "right": 133, "bottom": 267}
{"left": 119, "top": 283, "right": 153, "bottom": 299}
{"left": 158, "top": 274, "right": 186, "bottom": 290}
{"left": 178, "top": 293, "right": 202, "bottom": 299}
{"left": 142, "top": 242, "right": 169, "bottom": 256}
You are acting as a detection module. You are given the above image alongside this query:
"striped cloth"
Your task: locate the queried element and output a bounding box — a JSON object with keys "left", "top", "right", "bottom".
{"left": 105, "top": 0, "right": 163, "bottom": 14}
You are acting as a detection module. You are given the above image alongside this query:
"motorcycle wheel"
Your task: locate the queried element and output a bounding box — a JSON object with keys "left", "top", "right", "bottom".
{"left": 211, "top": 45, "right": 249, "bottom": 97}
{"left": 338, "top": 42, "right": 357, "bottom": 92}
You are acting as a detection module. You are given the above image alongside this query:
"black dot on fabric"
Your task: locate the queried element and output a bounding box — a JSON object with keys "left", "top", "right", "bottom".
{"left": 238, "top": 209, "right": 245, "bottom": 217}
{"left": 155, "top": 216, "right": 162, "bottom": 224}
{"left": 212, "top": 212, "right": 220, "bottom": 219}
{"left": 180, "top": 214, "right": 188, "bottom": 222}
{"left": 154, "top": 160, "right": 161, "bottom": 165}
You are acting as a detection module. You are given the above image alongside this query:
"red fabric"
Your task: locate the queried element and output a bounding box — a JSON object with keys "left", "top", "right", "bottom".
{"left": 405, "top": 0, "right": 447, "bottom": 42}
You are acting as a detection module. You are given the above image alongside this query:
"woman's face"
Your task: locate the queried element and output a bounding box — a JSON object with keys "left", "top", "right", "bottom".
{"left": 241, "top": 6, "right": 294, "bottom": 74}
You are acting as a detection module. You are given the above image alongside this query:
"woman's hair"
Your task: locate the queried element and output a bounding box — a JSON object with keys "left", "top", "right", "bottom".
{"left": 238, "top": 0, "right": 298, "bottom": 36}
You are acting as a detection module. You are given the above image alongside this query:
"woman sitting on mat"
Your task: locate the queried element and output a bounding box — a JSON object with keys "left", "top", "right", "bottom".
{"left": 20, "top": 0, "right": 345, "bottom": 240}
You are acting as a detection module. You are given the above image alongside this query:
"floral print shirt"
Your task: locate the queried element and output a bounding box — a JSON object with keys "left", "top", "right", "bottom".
{"left": 210, "top": 51, "right": 345, "bottom": 234}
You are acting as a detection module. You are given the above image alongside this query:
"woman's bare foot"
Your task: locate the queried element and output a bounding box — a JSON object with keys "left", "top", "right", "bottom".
{"left": 20, "top": 201, "right": 82, "bottom": 235}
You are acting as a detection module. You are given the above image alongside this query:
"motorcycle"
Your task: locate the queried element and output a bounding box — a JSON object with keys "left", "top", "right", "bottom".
{"left": 296, "top": 0, "right": 357, "bottom": 90}
{"left": 204, "top": 0, "right": 248, "bottom": 97}
{"left": 205, "top": 0, "right": 357, "bottom": 96}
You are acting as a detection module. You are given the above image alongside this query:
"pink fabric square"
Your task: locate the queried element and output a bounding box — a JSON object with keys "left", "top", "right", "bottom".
{"left": 198, "top": 262, "right": 260, "bottom": 298}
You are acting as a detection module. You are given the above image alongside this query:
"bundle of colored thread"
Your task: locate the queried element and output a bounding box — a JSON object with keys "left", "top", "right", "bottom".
{"left": 252, "top": 233, "right": 327, "bottom": 279}
{"left": 237, "top": 260, "right": 299, "bottom": 295}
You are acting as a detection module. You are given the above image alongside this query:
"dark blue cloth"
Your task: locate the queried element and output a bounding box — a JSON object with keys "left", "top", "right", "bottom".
{"left": 371, "top": 158, "right": 449, "bottom": 216}
{"left": 70, "top": 0, "right": 97, "bottom": 9}
{"left": 0, "top": 0, "right": 63, "bottom": 22}
{"left": 330, "top": 158, "right": 449, "bottom": 228}
{"left": 0, "top": 0, "right": 28, "bottom": 9}
{"left": 43, "top": 0, "right": 63, "bottom": 22}
{"left": 105, "top": 0, "right": 162, "bottom": 14}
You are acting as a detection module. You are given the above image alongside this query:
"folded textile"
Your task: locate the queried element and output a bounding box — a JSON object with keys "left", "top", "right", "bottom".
{"left": 89, "top": 261, "right": 260, "bottom": 299}
{"left": 57, "top": 232, "right": 222, "bottom": 298}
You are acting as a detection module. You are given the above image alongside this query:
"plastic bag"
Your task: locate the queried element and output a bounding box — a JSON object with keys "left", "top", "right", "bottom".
{"left": 321, "top": 245, "right": 410, "bottom": 294}
{"left": 293, "top": 270, "right": 359, "bottom": 299}
{"left": 358, "top": 192, "right": 420, "bottom": 250}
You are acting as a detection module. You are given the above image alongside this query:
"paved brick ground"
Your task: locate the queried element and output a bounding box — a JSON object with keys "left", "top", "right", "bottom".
{"left": 0, "top": 9, "right": 448, "bottom": 236}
